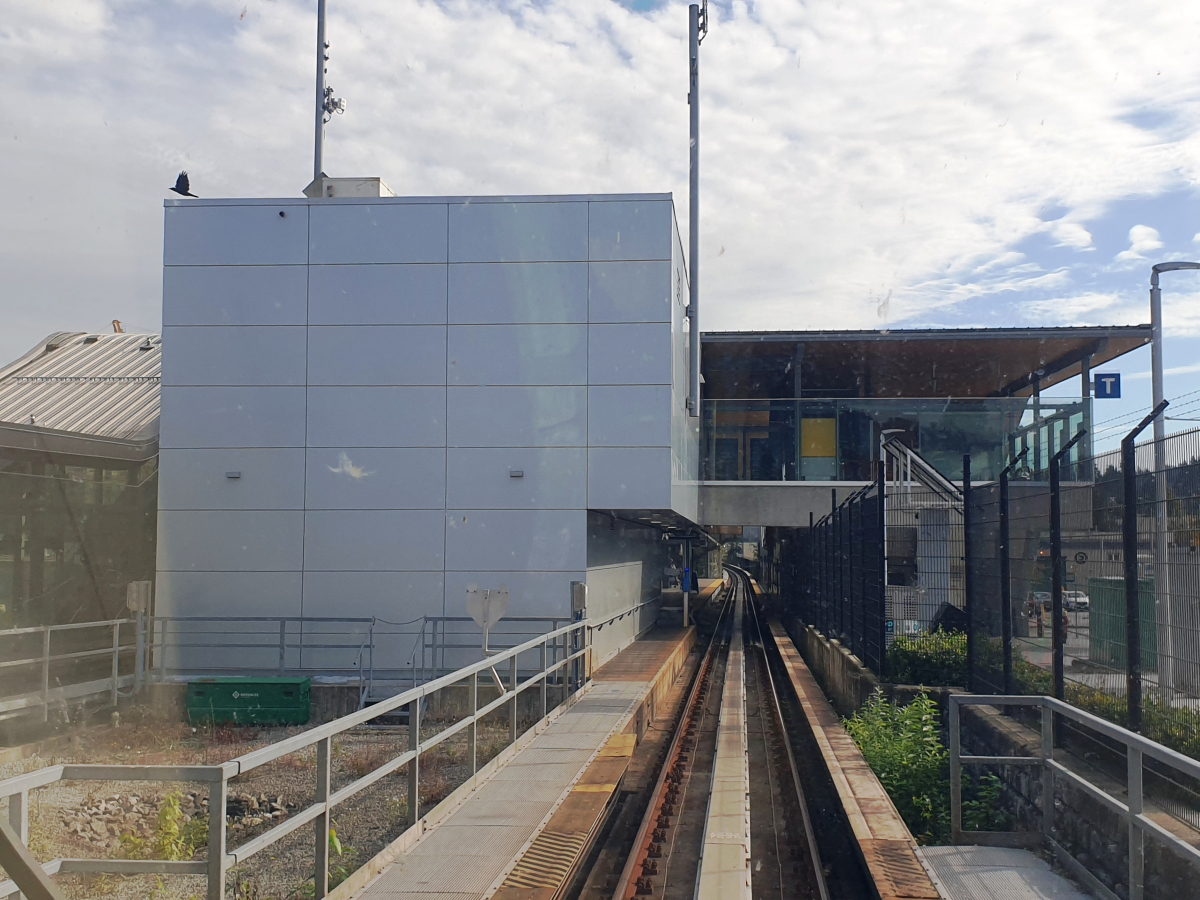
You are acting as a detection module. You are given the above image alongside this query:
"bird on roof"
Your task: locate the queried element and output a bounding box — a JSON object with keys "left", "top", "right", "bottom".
{"left": 170, "top": 171, "right": 198, "bottom": 198}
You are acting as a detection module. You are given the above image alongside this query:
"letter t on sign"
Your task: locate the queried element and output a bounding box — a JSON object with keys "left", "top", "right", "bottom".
{"left": 1094, "top": 373, "right": 1121, "bottom": 399}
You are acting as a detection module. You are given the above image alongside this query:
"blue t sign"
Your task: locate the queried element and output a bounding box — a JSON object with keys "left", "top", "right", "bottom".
{"left": 1094, "top": 373, "right": 1121, "bottom": 399}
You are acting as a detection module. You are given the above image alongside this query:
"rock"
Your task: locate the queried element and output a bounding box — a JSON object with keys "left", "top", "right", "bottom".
{"left": 91, "top": 820, "right": 106, "bottom": 836}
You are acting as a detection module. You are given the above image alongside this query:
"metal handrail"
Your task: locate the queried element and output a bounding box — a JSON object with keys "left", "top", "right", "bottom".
{"left": 0, "top": 618, "right": 142, "bottom": 722}
{"left": 949, "top": 693, "right": 1200, "bottom": 900}
{"left": 882, "top": 434, "right": 962, "bottom": 500}
{"left": 0, "top": 604, "right": 651, "bottom": 900}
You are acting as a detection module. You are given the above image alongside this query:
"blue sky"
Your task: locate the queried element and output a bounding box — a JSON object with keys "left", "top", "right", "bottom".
{"left": 3, "top": 0, "right": 1200, "bottom": 450}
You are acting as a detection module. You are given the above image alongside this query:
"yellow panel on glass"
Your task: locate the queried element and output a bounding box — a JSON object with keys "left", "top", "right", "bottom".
{"left": 801, "top": 418, "right": 837, "bottom": 458}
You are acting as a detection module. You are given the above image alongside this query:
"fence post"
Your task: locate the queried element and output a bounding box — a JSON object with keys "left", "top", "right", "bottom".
{"left": 1128, "top": 746, "right": 1144, "bottom": 900}
{"left": 1121, "top": 401, "right": 1167, "bottom": 732}
{"left": 541, "top": 640, "right": 548, "bottom": 720}
{"left": 278, "top": 620, "right": 287, "bottom": 676}
{"left": 1048, "top": 429, "right": 1086, "bottom": 702}
{"left": 808, "top": 510, "right": 815, "bottom": 626}
{"left": 314, "top": 737, "right": 331, "bottom": 899}
{"left": 1040, "top": 701, "right": 1054, "bottom": 838}
{"left": 878, "top": 465, "right": 887, "bottom": 678}
{"left": 468, "top": 671, "right": 478, "bottom": 777}
{"left": 40, "top": 629, "right": 50, "bottom": 724}
{"left": 509, "top": 653, "right": 519, "bottom": 744}
{"left": 135, "top": 611, "right": 145, "bottom": 694}
{"left": 949, "top": 697, "right": 962, "bottom": 843}
{"left": 207, "top": 775, "right": 228, "bottom": 900}
{"left": 998, "top": 449, "right": 1028, "bottom": 696}
{"left": 111, "top": 622, "right": 121, "bottom": 709}
{"left": 963, "top": 455, "right": 974, "bottom": 692}
{"left": 407, "top": 697, "right": 421, "bottom": 830}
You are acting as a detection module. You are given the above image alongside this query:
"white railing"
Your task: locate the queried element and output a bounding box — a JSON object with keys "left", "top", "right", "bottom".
{"left": 0, "top": 601, "right": 658, "bottom": 900}
{"left": 949, "top": 694, "right": 1200, "bottom": 900}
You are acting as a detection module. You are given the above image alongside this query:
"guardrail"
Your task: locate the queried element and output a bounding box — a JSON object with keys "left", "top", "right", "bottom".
{"left": 0, "top": 619, "right": 142, "bottom": 724}
{"left": 0, "top": 601, "right": 659, "bottom": 900}
{"left": 949, "top": 694, "right": 1200, "bottom": 900}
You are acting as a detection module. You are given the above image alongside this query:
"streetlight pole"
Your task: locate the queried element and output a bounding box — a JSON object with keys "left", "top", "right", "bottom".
{"left": 1147, "top": 262, "right": 1199, "bottom": 701}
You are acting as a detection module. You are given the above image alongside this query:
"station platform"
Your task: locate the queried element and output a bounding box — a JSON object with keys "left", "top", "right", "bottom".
{"left": 350, "top": 626, "right": 695, "bottom": 900}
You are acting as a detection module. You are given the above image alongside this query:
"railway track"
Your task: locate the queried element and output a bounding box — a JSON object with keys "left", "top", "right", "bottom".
{"left": 586, "top": 568, "right": 827, "bottom": 900}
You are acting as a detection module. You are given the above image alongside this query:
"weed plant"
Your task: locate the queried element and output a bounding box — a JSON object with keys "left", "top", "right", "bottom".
{"left": 844, "top": 690, "right": 1010, "bottom": 844}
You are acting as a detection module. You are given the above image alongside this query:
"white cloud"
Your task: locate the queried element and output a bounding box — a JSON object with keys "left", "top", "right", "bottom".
{"left": 1052, "top": 221, "right": 1094, "bottom": 249}
{"left": 1115, "top": 224, "right": 1164, "bottom": 261}
{"left": 4, "top": 1, "right": 1200, "bottom": 360}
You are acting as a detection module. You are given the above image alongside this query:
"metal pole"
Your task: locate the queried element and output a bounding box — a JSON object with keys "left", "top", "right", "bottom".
{"left": 949, "top": 698, "right": 962, "bottom": 843}
{"left": 207, "top": 776, "right": 228, "bottom": 900}
{"left": 407, "top": 697, "right": 420, "bottom": 829}
{"left": 1080, "top": 353, "right": 1093, "bottom": 469}
{"left": 878, "top": 465, "right": 887, "bottom": 677}
{"left": 963, "top": 455, "right": 974, "bottom": 691}
{"left": 314, "top": 737, "right": 331, "bottom": 899}
{"left": 111, "top": 622, "right": 120, "bottom": 709}
{"left": 1050, "top": 429, "right": 1086, "bottom": 701}
{"left": 468, "top": 671, "right": 478, "bottom": 777}
{"left": 999, "top": 449, "right": 1028, "bottom": 696}
{"left": 41, "top": 629, "right": 50, "bottom": 724}
{"left": 1040, "top": 702, "right": 1054, "bottom": 836}
{"left": 1122, "top": 401, "right": 1167, "bottom": 733}
{"left": 686, "top": 4, "right": 704, "bottom": 417}
{"left": 1128, "top": 746, "right": 1144, "bottom": 900}
{"left": 683, "top": 540, "right": 691, "bottom": 627}
{"left": 509, "top": 653, "right": 518, "bottom": 744}
{"left": 1149, "top": 263, "right": 1200, "bottom": 701}
{"left": 314, "top": 0, "right": 327, "bottom": 183}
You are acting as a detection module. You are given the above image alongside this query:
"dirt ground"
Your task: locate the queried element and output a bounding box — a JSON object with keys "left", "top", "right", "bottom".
{"left": 0, "top": 689, "right": 555, "bottom": 900}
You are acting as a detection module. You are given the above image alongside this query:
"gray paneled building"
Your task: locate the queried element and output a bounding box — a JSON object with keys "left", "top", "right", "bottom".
{"left": 156, "top": 192, "right": 698, "bottom": 666}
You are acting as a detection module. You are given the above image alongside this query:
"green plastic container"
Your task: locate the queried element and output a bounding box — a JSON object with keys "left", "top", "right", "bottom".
{"left": 1088, "top": 577, "right": 1157, "bottom": 669}
{"left": 186, "top": 677, "right": 311, "bottom": 726}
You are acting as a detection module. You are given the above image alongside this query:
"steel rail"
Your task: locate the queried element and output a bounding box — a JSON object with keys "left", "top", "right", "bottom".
{"left": 741, "top": 567, "right": 831, "bottom": 900}
{"left": 613, "top": 578, "right": 732, "bottom": 899}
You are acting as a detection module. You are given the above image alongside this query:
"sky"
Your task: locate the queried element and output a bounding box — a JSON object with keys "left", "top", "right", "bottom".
{"left": 4, "top": 0, "right": 1200, "bottom": 450}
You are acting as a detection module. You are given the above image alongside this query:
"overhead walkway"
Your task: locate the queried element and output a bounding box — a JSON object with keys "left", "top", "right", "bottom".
{"left": 350, "top": 627, "right": 695, "bottom": 900}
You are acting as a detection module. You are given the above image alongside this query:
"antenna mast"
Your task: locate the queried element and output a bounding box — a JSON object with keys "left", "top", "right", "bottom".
{"left": 313, "top": 0, "right": 345, "bottom": 184}
{"left": 686, "top": 1, "right": 708, "bottom": 417}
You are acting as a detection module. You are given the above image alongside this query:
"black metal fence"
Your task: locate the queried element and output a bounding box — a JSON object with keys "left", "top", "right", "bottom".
{"left": 801, "top": 476, "right": 887, "bottom": 675}
{"left": 801, "top": 417, "right": 1200, "bottom": 762}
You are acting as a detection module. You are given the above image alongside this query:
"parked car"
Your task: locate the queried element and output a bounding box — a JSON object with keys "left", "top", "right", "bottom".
{"left": 1027, "top": 591, "right": 1051, "bottom": 615}
{"left": 1064, "top": 590, "right": 1090, "bottom": 612}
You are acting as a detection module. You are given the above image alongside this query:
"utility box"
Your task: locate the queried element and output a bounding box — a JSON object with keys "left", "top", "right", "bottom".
{"left": 186, "top": 677, "right": 311, "bottom": 726}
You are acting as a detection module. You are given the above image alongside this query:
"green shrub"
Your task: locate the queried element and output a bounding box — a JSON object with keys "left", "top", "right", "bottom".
{"left": 885, "top": 628, "right": 1200, "bottom": 761}
{"left": 885, "top": 632, "right": 968, "bottom": 687}
{"left": 844, "top": 690, "right": 1011, "bottom": 844}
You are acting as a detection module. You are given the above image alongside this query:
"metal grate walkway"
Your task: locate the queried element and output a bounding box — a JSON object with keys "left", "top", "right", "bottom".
{"left": 920, "top": 846, "right": 1092, "bottom": 900}
{"left": 353, "top": 670, "right": 662, "bottom": 899}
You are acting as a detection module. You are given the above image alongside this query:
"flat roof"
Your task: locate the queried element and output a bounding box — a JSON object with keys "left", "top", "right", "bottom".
{"left": 702, "top": 325, "right": 1152, "bottom": 398}
{"left": 164, "top": 192, "right": 674, "bottom": 207}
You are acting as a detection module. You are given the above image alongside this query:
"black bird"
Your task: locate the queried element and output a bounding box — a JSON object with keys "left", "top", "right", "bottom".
{"left": 170, "top": 171, "right": 198, "bottom": 198}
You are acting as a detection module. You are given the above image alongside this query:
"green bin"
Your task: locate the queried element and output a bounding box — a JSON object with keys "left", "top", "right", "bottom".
{"left": 186, "top": 677, "right": 311, "bottom": 726}
{"left": 1088, "top": 576, "right": 1157, "bottom": 669}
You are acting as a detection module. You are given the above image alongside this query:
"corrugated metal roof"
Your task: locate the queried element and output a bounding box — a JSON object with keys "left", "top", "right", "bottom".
{"left": 0, "top": 332, "right": 161, "bottom": 443}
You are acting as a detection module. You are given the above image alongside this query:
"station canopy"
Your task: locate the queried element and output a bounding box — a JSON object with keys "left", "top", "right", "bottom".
{"left": 701, "top": 325, "right": 1152, "bottom": 399}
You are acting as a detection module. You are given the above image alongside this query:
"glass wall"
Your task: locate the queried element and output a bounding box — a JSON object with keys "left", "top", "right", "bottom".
{"left": 0, "top": 451, "right": 158, "bottom": 628}
{"left": 701, "top": 397, "right": 1089, "bottom": 483}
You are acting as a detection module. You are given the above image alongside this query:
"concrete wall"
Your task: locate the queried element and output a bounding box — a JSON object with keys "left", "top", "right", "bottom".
{"left": 157, "top": 194, "right": 697, "bottom": 670}
{"left": 699, "top": 481, "right": 868, "bottom": 527}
